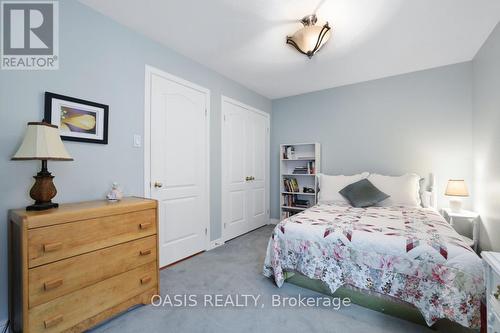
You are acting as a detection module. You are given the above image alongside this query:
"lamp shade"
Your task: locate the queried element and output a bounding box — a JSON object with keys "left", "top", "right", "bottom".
{"left": 287, "top": 14, "right": 331, "bottom": 58}
{"left": 445, "top": 179, "right": 469, "bottom": 197}
{"left": 12, "top": 122, "right": 73, "bottom": 160}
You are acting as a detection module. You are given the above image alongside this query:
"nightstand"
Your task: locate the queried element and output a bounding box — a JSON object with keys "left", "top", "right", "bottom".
{"left": 441, "top": 208, "right": 479, "bottom": 252}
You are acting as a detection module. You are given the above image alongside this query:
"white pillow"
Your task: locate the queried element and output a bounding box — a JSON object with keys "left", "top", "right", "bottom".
{"left": 367, "top": 173, "right": 421, "bottom": 207}
{"left": 318, "top": 172, "right": 369, "bottom": 203}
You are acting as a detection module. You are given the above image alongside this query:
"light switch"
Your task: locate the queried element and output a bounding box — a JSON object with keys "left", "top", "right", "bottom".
{"left": 133, "top": 134, "right": 141, "bottom": 148}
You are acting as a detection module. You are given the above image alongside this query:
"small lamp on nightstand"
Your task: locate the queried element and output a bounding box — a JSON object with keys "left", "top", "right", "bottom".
{"left": 11, "top": 122, "right": 73, "bottom": 211}
{"left": 445, "top": 179, "right": 469, "bottom": 213}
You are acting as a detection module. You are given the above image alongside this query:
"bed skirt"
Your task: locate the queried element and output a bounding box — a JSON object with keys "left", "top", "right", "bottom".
{"left": 283, "top": 270, "right": 427, "bottom": 325}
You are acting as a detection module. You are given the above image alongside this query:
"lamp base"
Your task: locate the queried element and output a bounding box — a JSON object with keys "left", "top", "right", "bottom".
{"left": 449, "top": 199, "right": 462, "bottom": 213}
{"left": 27, "top": 160, "right": 58, "bottom": 211}
{"left": 26, "top": 202, "right": 59, "bottom": 211}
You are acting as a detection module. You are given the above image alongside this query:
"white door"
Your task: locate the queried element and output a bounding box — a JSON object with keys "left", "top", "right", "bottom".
{"left": 222, "top": 97, "right": 269, "bottom": 242}
{"left": 247, "top": 110, "right": 268, "bottom": 229}
{"left": 148, "top": 69, "right": 209, "bottom": 267}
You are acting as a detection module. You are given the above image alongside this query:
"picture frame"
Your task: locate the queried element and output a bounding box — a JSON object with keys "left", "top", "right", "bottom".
{"left": 44, "top": 92, "right": 109, "bottom": 144}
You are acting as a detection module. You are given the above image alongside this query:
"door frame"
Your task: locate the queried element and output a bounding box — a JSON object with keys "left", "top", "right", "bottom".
{"left": 221, "top": 95, "right": 270, "bottom": 242}
{"left": 144, "top": 64, "right": 211, "bottom": 252}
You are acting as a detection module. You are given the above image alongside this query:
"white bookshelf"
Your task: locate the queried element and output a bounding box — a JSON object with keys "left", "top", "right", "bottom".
{"left": 280, "top": 143, "right": 321, "bottom": 220}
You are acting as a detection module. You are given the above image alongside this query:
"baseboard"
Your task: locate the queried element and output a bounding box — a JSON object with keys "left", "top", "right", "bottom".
{"left": 208, "top": 238, "right": 224, "bottom": 250}
{"left": 269, "top": 218, "right": 279, "bottom": 225}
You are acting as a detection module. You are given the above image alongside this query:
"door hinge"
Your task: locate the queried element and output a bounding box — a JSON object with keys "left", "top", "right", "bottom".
{"left": 205, "top": 228, "right": 208, "bottom": 235}
{"left": 205, "top": 109, "right": 207, "bottom": 117}
{"left": 223, "top": 114, "right": 226, "bottom": 122}
{"left": 224, "top": 223, "right": 227, "bottom": 229}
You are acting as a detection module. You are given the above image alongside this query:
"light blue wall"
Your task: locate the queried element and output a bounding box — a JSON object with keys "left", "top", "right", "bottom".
{"left": 472, "top": 23, "right": 500, "bottom": 251}
{"left": 0, "top": 0, "right": 270, "bottom": 323}
{"left": 271, "top": 63, "right": 474, "bottom": 219}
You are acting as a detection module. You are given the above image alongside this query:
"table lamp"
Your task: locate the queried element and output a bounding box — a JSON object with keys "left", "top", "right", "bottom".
{"left": 12, "top": 122, "right": 73, "bottom": 211}
{"left": 445, "top": 179, "right": 469, "bottom": 213}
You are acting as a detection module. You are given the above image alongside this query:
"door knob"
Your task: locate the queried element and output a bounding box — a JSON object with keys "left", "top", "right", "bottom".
{"left": 245, "top": 176, "right": 251, "bottom": 181}
{"left": 154, "top": 181, "right": 163, "bottom": 188}
{"left": 250, "top": 176, "right": 255, "bottom": 181}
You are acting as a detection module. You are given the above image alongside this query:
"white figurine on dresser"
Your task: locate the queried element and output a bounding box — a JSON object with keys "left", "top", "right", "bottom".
{"left": 483, "top": 252, "right": 500, "bottom": 333}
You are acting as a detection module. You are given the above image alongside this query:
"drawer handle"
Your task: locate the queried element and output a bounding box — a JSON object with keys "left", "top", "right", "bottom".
{"left": 43, "top": 242, "right": 62, "bottom": 252}
{"left": 494, "top": 285, "right": 500, "bottom": 300}
{"left": 140, "top": 276, "right": 152, "bottom": 284}
{"left": 44, "top": 314, "right": 63, "bottom": 328}
{"left": 140, "top": 249, "right": 152, "bottom": 256}
{"left": 44, "top": 278, "right": 63, "bottom": 291}
{"left": 139, "top": 222, "right": 152, "bottom": 229}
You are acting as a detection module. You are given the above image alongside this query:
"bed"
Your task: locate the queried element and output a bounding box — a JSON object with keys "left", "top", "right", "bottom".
{"left": 263, "top": 173, "right": 484, "bottom": 329}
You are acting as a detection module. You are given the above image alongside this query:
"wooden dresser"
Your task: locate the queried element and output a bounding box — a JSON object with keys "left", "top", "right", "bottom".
{"left": 9, "top": 197, "right": 159, "bottom": 333}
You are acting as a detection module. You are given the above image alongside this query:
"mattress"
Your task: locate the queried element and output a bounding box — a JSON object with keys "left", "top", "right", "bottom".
{"left": 263, "top": 202, "right": 484, "bottom": 328}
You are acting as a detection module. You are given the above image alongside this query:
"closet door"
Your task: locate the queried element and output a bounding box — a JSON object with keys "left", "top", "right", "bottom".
{"left": 222, "top": 101, "right": 249, "bottom": 241}
{"left": 222, "top": 97, "right": 269, "bottom": 242}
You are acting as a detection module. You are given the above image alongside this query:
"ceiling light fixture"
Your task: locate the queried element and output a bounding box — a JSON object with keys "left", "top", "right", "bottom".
{"left": 286, "top": 14, "right": 331, "bottom": 58}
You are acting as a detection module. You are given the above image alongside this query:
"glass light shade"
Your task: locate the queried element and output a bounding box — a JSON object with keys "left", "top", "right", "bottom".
{"left": 445, "top": 179, "right": 469, "bottom": 197}
{"left": 287, "top": 16, "right": 331, "bottom": 58}
{"left": 12, "top": 122, "right": 73, "bottom": 160}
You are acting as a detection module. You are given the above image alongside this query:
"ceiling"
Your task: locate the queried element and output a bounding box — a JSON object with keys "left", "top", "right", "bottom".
{"left": 79, "top": 0, "right": 500, "bottom": 99}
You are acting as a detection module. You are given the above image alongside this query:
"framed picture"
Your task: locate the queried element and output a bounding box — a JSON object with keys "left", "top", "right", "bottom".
{"left": 44, "top": 92, "right": 109, "bottom": 144}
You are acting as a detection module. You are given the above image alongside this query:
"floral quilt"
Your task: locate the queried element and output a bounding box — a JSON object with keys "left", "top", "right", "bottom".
{"left": 263, "top": 202, "right": 484, "bottom": 328}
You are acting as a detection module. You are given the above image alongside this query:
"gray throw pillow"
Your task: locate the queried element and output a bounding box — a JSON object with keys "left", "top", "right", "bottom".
{"left": 339, "top": 179, "right": 390, "bottom": 208}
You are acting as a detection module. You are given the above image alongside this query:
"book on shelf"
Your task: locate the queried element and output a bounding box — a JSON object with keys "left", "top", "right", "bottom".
{"left": 282, "top": 194, "right": 295, "bottom": 207}
{"left": 281, "top": 194, "right": 310, "bottom": 208}
{"left": 291, "top": 161, "right": 315, "bottom": 175}
{"left": 292, "top": 166, "right": 308, "bottom": 174}
{"left": 283, "top": 178, "right": 299, "bottom": 192}
{"left": 307, "top": 161, "right": 315, "bottom": 175}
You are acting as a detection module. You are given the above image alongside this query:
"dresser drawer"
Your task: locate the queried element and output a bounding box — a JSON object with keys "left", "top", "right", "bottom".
{"left": 489, "top": 268, "right": 500, "bottom": 305}
{"left": 28, "top": 261, "right": 157, "bottom": 333}
{"left": 487, "top": 301, "right": 500, "bottom": 333}
{"left": 29, "top": 235, "right": 157, "bottom": 308}
{"left": 28, "top": 209, "right": 156, "bottom": 267}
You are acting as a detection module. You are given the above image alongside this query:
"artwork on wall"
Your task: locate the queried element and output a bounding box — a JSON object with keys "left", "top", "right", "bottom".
{"left": 44, "top": 92, "right": 109, "bottom": 144}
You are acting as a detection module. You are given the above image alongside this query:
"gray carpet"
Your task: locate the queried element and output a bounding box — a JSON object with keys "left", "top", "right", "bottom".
{"left": 92, "top": 225, "right": 475, "bottom": 333}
